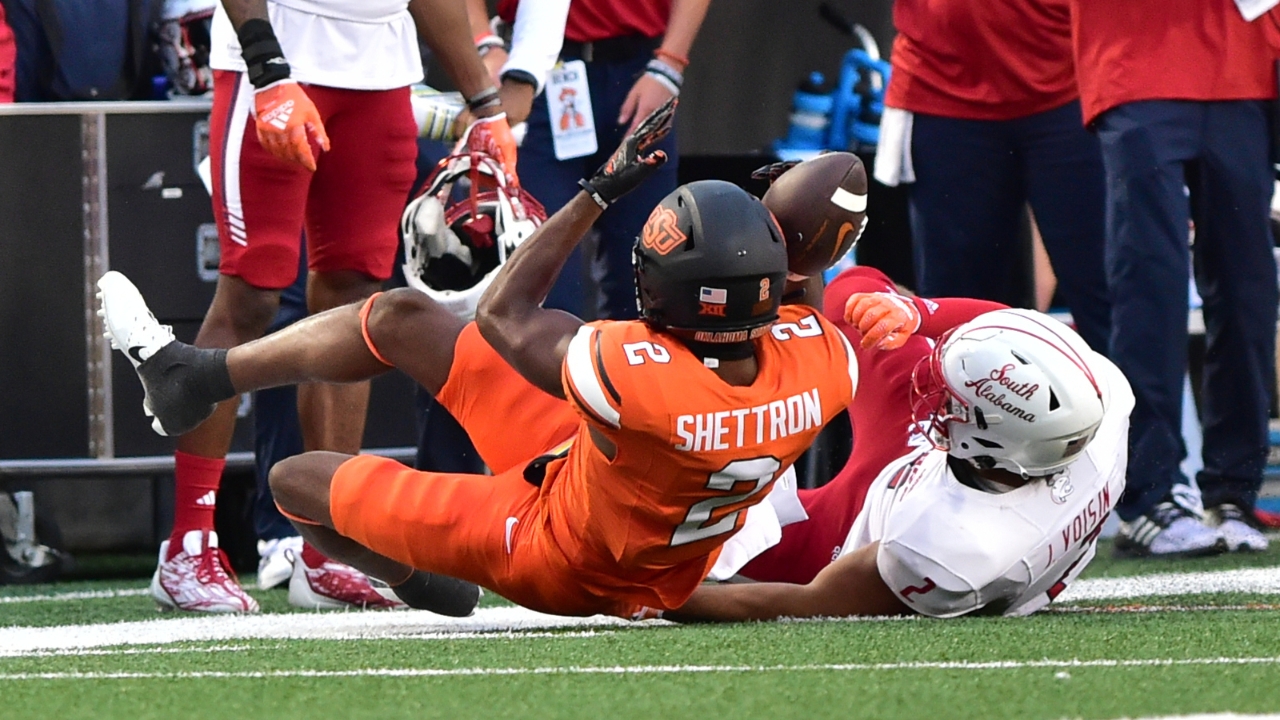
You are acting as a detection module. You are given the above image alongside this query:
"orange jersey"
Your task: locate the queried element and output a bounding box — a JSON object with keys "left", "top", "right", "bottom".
{"left": 551, "top": 304, "right": 858, "bottom": 609}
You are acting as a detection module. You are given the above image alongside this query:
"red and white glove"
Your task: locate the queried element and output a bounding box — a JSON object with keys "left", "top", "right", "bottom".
{"left": 253, "top": 80, "right": 329, "bottom": 172}
{"left": 844, "top": 292, "right": 921, "bottom": 350}
{"left": 457, "top": 113, "right": 520, "bottom": 185}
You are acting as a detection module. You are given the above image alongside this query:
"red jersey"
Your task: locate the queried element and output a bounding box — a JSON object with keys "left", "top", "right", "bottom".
{"left": 0, "top": 3, "right": 14, "bottom": 103}
{"left": 1070, "top": 0, "right": 1277, "bottom": 125}
{"left": 498, "top": 0, "right": 670, "bottom": 43}
{"left": 886, "top": 0, "right": 1078, "bottom": 120}
{"left": 550, "top": 305, "right": 858, "bottom": 609}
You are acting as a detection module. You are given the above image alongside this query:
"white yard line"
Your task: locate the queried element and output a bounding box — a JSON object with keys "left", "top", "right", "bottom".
{"left": 0, "top": 606, "right": 640, "bottom": 654}
{"left": 1060, "top": 567, "right": 1280, "bottom": 602}
{"left": 0, "top": 588, "right": 149, "bottom": 604}
{"left": 0, "top": 644, "right": 260, "bottom": 659}
{"left": 0, "top": 566, "right": 1276, "bottom": 657}
{"left": 1051, "top": 603, "right": 1280, "bottom": 614}
{"left": 1, "top": 656, "right": 1279, "bottom": 681}
{"left": 1123, "top": 715, "right": 1280, "bottom": 720}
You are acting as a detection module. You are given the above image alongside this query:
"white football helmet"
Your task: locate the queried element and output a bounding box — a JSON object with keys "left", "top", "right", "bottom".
{"left": 911, "top": 308, "right": 1106, "bottom": 477}
{"left": 401, "top": 151, "right": 545, "bottom": 320}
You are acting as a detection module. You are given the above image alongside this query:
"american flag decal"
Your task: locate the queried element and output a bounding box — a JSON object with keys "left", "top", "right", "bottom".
{"left": 699, "top": 286, "right": 727, "bottom": 304}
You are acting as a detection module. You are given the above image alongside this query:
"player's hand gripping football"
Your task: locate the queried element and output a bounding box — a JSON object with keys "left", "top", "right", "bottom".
{"left": 457, "top": 112, "right": 520, "bottom": 185}
{"left": 844, "top": 292, "right": 921, "bottom": 350}
{"left": 750, "top": 160, "right": 801, "bottom": 185}
{"left": 253, "top": 80, "right": 329, "bottom": 172}
{"left": 579, "top": 97, "right": 676, "bottom": 209}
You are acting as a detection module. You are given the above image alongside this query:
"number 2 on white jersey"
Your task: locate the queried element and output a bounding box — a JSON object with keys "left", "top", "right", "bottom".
{"left": 670, "top": 457, "right": 782, "bottom": 546}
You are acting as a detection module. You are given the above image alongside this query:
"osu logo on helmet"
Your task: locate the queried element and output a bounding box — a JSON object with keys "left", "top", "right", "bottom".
{"left": 641, "top": 205, "right": 687, "bottom": 256}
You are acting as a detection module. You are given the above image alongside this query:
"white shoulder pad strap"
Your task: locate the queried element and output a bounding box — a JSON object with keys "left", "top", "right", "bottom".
{"left": 564, "top": 325, "right": 621, "bottom": 429}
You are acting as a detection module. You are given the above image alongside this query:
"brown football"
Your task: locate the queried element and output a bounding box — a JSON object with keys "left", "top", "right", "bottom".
{"left": 762, "top": 152, "right": 868, "bottom": 277}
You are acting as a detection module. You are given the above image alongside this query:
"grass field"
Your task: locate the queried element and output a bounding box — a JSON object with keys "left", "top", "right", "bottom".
{"left": 3, "top": 539, "right": 1280, "bottom": 720}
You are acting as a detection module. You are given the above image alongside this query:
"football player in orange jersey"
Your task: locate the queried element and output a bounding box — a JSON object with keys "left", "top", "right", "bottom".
{"left": 97, "top": 98, "right": 859, "bottom": 618}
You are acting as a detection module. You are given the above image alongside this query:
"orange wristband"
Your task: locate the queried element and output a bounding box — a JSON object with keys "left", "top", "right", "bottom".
{"left": 655, "top": 48, "right": 689, "bottom": 70}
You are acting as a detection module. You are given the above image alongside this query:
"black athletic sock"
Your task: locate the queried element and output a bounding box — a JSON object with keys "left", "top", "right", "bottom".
{"left": 137, "top": 343, "right": 237, "bottom": 436}
{"left": 392, "top": 571, "right": 481, "bottom": 617}
{"left": 145, "top": 343, "right": 236, "bottom": 405}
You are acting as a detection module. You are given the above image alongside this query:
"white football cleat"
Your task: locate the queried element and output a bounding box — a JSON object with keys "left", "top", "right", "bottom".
{"left": 151, "top": 530, "right": 259, "bottom": 613}
{"left": 256, "top": 535, "right": 303, "bottom": 590}
{"left": 1114, "top": 501, "right": 1227, "bottom": 558}
{"left": 97, "top": 270, "right": 231, "bottom": 436}
{"left": 96, "top": 271, "right": 176, "bottom": 435}
{"left": 287, "top": 545, "right": 405, "bottom": 611}
{"left": 1207, "top": 503, "right": 1270, "bottom": 552}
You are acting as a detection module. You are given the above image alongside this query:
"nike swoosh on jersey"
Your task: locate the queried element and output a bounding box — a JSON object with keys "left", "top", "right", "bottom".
{"left": 504, "top": 517, "right": 518, "bottom": 554}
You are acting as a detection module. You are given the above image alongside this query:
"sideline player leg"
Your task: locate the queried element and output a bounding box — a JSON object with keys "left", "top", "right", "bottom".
{"left": 170, "top": 274, "right": 283, "bottom": 613}
{"left": 296, "top": 270, "right": 383, "bottom": 454}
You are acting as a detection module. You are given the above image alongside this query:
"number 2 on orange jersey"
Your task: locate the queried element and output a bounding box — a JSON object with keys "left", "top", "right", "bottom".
{"left": 669, "top": 457, "right": 783, "bottom": 547}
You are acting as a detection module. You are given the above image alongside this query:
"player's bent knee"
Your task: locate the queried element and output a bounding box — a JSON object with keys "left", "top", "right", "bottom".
{"left": 367, "top": 288, "right": 465, "bottom": 354}
{"left": 269, "top": 452, "right": 345, "bottom": 527}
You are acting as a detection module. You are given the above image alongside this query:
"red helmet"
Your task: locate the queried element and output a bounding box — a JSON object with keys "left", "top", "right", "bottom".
{"left": 401, "top": 152, "right": 546, "bottom": 320}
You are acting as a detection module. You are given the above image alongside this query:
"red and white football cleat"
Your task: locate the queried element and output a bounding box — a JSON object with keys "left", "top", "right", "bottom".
{"left": 150, "top": 530, "right": 260, "bottom": 613}
{"left": 287, "top": 543, "right": 404, "bottom": 610}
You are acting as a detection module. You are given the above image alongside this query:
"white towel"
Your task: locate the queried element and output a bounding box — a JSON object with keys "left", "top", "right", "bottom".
{"left": 705, "top": 466, "right": 810, "bottom": 581}
{"left": 1236, "top": 0, "right": 1279, "bottom": 21}
{"left": 873, "top": 107, "right": 916, "bottom": 187}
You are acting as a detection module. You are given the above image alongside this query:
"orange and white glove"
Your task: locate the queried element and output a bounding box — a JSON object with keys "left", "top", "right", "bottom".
{"left": 630, "top": 606, "right": 665, "bottom": 621}
{"left": 458, "top": 112, "right": 519, "bottom": 185}
{"left": 844, "top": 292, "right": 922, "bottom": 350}
{"left": 253, "top": 80, "right": 330, "bottom": 172}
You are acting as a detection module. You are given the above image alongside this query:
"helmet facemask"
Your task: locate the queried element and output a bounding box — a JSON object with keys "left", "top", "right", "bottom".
{"left": 916, "top": 310, "right": 1106, "bottom": 481}
{"left": 402, "top": 152, "right": 545, "bottom": 320}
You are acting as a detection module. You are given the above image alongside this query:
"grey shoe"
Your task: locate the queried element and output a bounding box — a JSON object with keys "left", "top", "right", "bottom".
{"left": 1206, "top": 503, "right": 1270, "bottom": 553}
{"left": 1114, "top": 501, "right": 1227, "bottom": 558}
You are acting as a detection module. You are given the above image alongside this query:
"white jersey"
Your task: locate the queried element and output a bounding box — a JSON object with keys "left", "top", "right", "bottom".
{"left": 210, "top": 0, "right": 423, "bottom": 91}
{"left": 712, "top": 351, "right": 1133, "bottom": 617}
{"left": 845, "top": 353, "right": 1132, "bottom": 618}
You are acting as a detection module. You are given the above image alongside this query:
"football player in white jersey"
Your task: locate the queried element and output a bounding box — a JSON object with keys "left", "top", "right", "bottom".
{"left": 659, "top": 266, "right": 1133, "bottom": 620}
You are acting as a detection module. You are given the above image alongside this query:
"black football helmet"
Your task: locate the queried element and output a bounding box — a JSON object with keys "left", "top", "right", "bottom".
{"left": 633, "top": 180, "right": 788, "bottom": 350}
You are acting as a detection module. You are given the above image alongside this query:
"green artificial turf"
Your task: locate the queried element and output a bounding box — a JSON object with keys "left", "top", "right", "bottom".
{"left": 1, "top": 609, "right": 1279, "bottom": 720}
{"left": 2, "top": 538, "right": 1278, "bottom": 720}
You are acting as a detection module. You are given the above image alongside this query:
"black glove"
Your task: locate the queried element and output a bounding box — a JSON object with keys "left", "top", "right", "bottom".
{"left": 750, "top": 160, "right": 800, "bottom": 185}
{"left": 579, "top": 97, "right": 677, "bottom": 209}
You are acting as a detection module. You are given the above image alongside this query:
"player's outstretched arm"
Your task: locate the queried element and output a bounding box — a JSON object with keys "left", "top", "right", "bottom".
{"left": 667, "top": 543, "right": 911, "bottom": 622}
{"left": 476, "top": 99, "right": 676, "bottom": 398}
